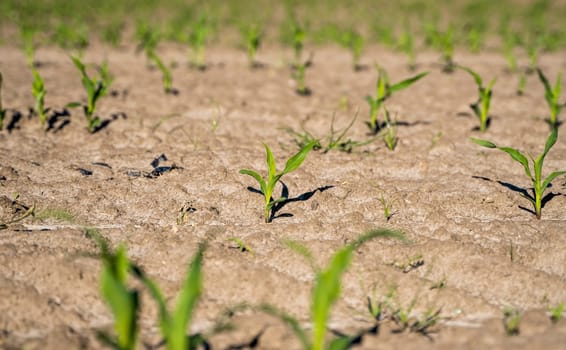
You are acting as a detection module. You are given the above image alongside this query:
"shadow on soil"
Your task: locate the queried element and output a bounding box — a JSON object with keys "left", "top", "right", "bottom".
{"left": 246, "top": 183, "right": 334, "bottom": 222}
{"left": 472, "top": 175, "right": 561, "bottom": 216}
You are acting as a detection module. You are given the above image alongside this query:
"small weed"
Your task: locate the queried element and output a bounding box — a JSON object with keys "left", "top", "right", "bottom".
{"left": 263, "top": 229, "right": 405, "bottom": 350}
{"left": 68, "top": 56, "right": 107, "bottom": 133}
{"left": 0, "top": 204, "right": 35, "bottom": 230}
{"left": 240, "top": 141, "right": 316, "bottom": 223}
{"left": 286, "top": 112, "right": 375, "bottom": 154}
{"left": 458, "top": 65, "right": 496, "bottom": 132}
{"left": 430, "top": 131, "right": 443, "bottom": 149}
{"left": 241, "top": 23, "right": 262, "bottom": 68}
{"left": 503, "top": 307, "right": 521, "bottom": 336}
{"left": 365, "top": 67, "right": 428, "bottom": 134}
{"left": 537, "top": 68, "right": 563, "bottom": 127}
{"left": 549, "top": 303, "right": 564, "bottom": 324}
{"left": 31, "top": 68, "right": 49, "bottom": 128}
{"left": 471, "top": 127, "right": 566, "bottom": 219}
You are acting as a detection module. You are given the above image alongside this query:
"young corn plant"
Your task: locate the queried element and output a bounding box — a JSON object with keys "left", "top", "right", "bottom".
{"left": 459, "top": 65, "right": 496, "bottom": 132}
{"left": 96, "top": 239, "right": 140, "bottom": 350}
{"left": 69, "top": 56, "right": 106, "bottom": 133}
{"left": 31, "top": 68, "right": 49, "bottom": 128}
{"left": 471, "top": 127, "right": 566, "bottom": 219}
{"left": 0, "top": 73, "right": 5, "bottom": 131}
{"left": 549, "top": 303, "right": 564, "bottom": 324}
{"left": 132, "top": 243, "right": 206, "bottom": 350}
{"left": 239, "top": 141, "right": 316, "bottom": 223}
{"left": 148, "top": 50, "right": 174, "bottom": 94}
{"left": 241, "top": 23, "right": 262, "bottom": 68}
{"left": 503, "top": 307, "right": 521, "bottom": 336}
{"left": 365, "top": 68, "right": 428, "bottom": 134}
{"left": 397, "top": 28, "right": 416, "bottom": 71}
{"left": 338, "top": 28, "right": 364, "bottom": 71}
{"left": 537, "top": 68, "right": 563, "bottom": 127}
{"left": 263, "top": 229, "right": 405, "bottom": 350}
{"left": 189, "top": 15, "right": 211, "bottom": 70}
{"left": 439, "top": 28, "right": 455, "bottom": 73}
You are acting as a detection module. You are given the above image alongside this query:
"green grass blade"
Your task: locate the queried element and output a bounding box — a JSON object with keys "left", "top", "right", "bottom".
{"left": 169, "top": 243, "right": 205, "bottom": 350}
{"left": 239, "top": 169, "right": 267, "bottom": 195}
{"left": 281, "top": 140, "right": 317, "bottom": 175}
{"left": 541, "top": 171, "right": 566, "bottom": 194}
{"left": 328, "top": 336, "right": 356, "bottom": 350}
{"left": 259, "top": 304, "right": 310, "bottom": 350}
{"left": 497, "top": 147, "right": 533, "bottom": 181}
{"left": 470, "top": 137, "right": 496, "bottom": 148}
{"left": 389, "top": 72, "right": 428, "bottom": 93}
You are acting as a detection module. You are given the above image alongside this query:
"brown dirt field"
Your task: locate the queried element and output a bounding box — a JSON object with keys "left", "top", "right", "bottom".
{"left": 1, "top": 43, "right": 566, "bottom": 349}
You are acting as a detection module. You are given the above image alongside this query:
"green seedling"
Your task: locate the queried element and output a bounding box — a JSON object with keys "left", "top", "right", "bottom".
{"left": 549, "top": 303, "right": 564, "bottom": 324}
{"left": 69, "top": 56, "right": 106, "bottom": 133}
{"left": 31, "top": 68, "right": 48, "bottom": 127}
{"left": 148, "top": 50, "right": 174, "bottom": 93}
{"left": 471, "top": 127, "right": 566, "bottom": 219}
{"left": 293, "top": 59, "right": 310, "bottom": 96}
{"left": 439, "top": 28, "right": 455, "bottom": 73}
{"left": 189, "top": 15, "right": 211, "bottom": 70}
{"left": 241, "top": 23, "right": 262, "bottom": 67}
{"left": 397, "top": 28, "right": 416, "bottom": 71}
{"left": 503, "top": 307, "right": 521, "bottom": 336}
{"left": 292, "top": 22, "right": 306, "bottom": 66}
{"left": 527, "top": 44, "right": 539, "bottom": 73}
{"left": 97, "top": 242, "right": 140, "bottom": 350}
{"left": 378, "top": 194, "right": 393, "bottom": 222}
{"left": 53, "top": 22, "right": 89, "bottom": 55}
{"left": 537, "top": 68, "right": 563, "bottom": 127}
{"left": 239, "top": 141, "right": 316, "bottom": 223}
{"left": 459, "top": 65, "right": 496, "bottom": 132}
{"left": 102, "top": 20, "right": 123, "bottom": 47}
{"left": 263, "top": 229, "right": 405, "bottom": 350}
{"left": 382, "top": 109, "right": 398, "bottom": 151}
{"left": 365, "top": 68, "right": 428, "bottom": 134}
{"left": 132, "top": 243, "right": 206, "bottom": 350}
{"left": 338, "top": 28, "right": 364, "bottom": 71}
{"left": 0, "top": 72, "right": 5, "bottom": 131}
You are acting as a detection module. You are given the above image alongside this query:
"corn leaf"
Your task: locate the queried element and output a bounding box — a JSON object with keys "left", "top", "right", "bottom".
{"left": 459, "top": 66, "right": 483, "bottom": 87}
{"left": 282, "top": 141, "right": 316, "bottom": 175}
{"left": 259, "top": 304, "right": 310, "bottom": 350}
{"left": 470, "top": 137, "right": 496, "bottom": 148}
{"left": 389, "top": 72, "right": 428, "bottom": 93}
{"left": 541, "top": 171, "right": 566, "bottom": 194}
{"left": 497, "top": 146, "right": 533, "bottom": 181}
{"left": 169, "top": 243, "right": 205, "bottom": 350}
{"left": 239, "top": 169, "right": 267, "bottom": 195}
